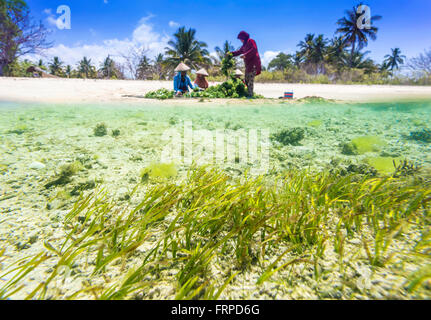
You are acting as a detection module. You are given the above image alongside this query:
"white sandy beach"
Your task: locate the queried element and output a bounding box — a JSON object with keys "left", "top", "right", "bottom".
{"left": 1, "top": 77, "right": 431, "bottom": 104}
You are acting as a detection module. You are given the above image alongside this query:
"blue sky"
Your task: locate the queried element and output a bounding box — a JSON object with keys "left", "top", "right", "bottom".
{"left": 26, "top": 0, "right": 431, "bottom": 68}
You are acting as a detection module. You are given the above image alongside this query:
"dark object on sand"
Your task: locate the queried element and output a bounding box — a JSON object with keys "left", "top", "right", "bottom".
{"left": 44, "top": 162, "right": 82, "bottom": 189}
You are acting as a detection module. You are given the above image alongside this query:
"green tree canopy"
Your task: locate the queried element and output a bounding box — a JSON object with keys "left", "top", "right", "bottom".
{"left": 99, "top": 56, "right": 119, "bottom": 79}
{"left": 165, "top": 27, "right": 211, "bottom": 70}
{"left": 268, "top": 53, "right": 294, "bottom": 71}
{"left": 49, "top": 56, "right": 64, "bottom": 76}
{"left": 297, "top": 34, "right": 328, "bottom": 74}
{"left": 77, "top": 57, "right": 96, "bottom": 78}
{"left": 384, "top": 48, "right": 406, "bottom": 71}
{"left": 0, "top": 0, "right": 51, "bottom": 76}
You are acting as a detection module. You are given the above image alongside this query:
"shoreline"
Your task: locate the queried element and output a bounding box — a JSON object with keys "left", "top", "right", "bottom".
{"left": 1, "top": 77, "right": 431, "bottom": 105}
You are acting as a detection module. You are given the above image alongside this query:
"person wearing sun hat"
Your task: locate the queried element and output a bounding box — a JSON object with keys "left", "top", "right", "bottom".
{"left": 173, "top": 62, "right": 194, "bottom": 96}
{"left": 234, "top": 69, "right": 243, "bottom": 77}
{"left": 194, "top": 68, "right": 209, "bottom": 90}
{"left": 233, "top": 69, "right": 246, "bottom": 85}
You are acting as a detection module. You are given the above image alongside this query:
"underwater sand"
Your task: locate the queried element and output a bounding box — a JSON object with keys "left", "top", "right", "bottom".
{"left": 0, "top": 100, "right": 430, "bottom": 299}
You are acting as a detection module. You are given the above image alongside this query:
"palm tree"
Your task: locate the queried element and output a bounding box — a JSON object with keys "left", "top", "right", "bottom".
{"left": 38, "top": 59, "right": 47, "bottom": 71}
{"left": 214, "top": 41, "right": 235, "bottom": 64}
{"left": 153, "top": 53, "right": 166, "bottom": 79}
{"left": 342, "top": 50, "right": 378, "bottom": 74}
{"left": 77, "top": 57, "right": 95, "bottom": 78}
{"left": 326, "top": 37, "right": 347, "bottom": 67}
{"left": 136, "top": 55, "right": 152, "bottom": 80}
{"left": 310, "top": 34, "right": 328, "bottom": 73}
{"left": 297, "top": 34, "right": 328, "bottom": 73}
{"left": 165, "top": 27, "right": 211, "bottom": 70}
{"left": 49, "top": 57, "right": 63, "bottom": 76}
{"left": 99, "top": 56, "right": 116, "bottom": 79}
{"left": 336, "top": 4, "right": 382, "bottom": 66}
{"left": 293, "top": 51, "right": 304, "bottom": 69}
{"left": 65, "top": 65, "right": 72, "bottom": 78}
{"left": 298, "top": 34, "right": 315, "bottom": 62}
{"left": 383, "top": 48, "right": 406, "bottom": 71}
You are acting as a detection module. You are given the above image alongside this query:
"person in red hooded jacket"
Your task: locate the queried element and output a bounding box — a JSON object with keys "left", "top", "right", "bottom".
{"left": 230, "top": 31, "right": 261, "bottom": 97}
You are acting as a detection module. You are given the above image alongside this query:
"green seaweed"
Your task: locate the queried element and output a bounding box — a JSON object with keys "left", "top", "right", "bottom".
{"left": 140, "top": 162, "right": 178, "bottom": 182}
{"left": 411, "top": 119, "right": 426, "bottom": 127}
{"left": 271, "top": 128, "right": 305, "bottom": 146}
{"left": 144, "top": 88, "right": 175, "bottom": 100}
{"left": 0, "top": 164, "right": 8, "bottom": 174}
{"left": 221, "top": 52, "right": 235, "bottom": 78}
{"left": 365, "top": 157, "right": 402, "bottom": 175}
{"left": 145, "top": 78, "right": 253, "bottom": 100}
{"left": 409, "top": 129, "right": 431, "bottom": 143}
{"left": 341, "top": 136, "right": 386, "bottom": 155}
{"left": 186, "top": 78, "right": 249, "bottom": 99}
{"left": 307, "top": 120, "right": 323, "bottom": 128}
{"left": 7, "top": 125, "right": 30, "bottom": 135}
{"left": 169, "top": 117, "right": 178, "bottom": 125}
{"left": 297, "top": 96, "right": 335, "bottom": 104}
{"left": 340, "top": 142, "right": 357, "bottom": 155}
{"left": 2, "top": 166, "right": 430, "bottom": 300}
{"left": 94, "top": 123, "right": 108, "bottom": 137}
{"left": 70, "top": 180, "right": 96, "bottom": 196}
{"left": 393, "top": 160, "right": 422, "bottom": 177}
{"left": 331, "top": 161, "right": 378, "bottom": 177}
{"left": 111, "top": 129, "right": 121, "bottom": 137}
{"left": 44, "top": 161, "right": 83, "bottom": 189}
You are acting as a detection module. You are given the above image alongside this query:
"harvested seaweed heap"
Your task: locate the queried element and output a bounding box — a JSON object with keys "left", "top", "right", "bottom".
{"left": 144, "top": 88, "right": 174, "bottom": 100}
{"left": 144, "top": 78, "right": 263, "bottom": 100}
{"left": 187, "top": 78, "right": 248, "bottom": 98}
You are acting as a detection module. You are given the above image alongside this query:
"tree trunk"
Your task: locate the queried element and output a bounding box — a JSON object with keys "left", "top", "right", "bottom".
{"left": 0, "top": 62, "right": 5, "bottom": 76}
{"left": 350, "top": 42, "right": 356, "bottom": 68}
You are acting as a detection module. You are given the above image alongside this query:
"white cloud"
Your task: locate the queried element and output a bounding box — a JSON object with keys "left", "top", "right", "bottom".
{"left": 210, "top": 51, "right": 218, "bottom": 59}
{"left": 261, "top": 51, "right": 280, "bottom": 67}
{"left": 27, "top": 15, "right": 170, "bottom": 75}
{"left": 169, "top": 21, "right": 180, "bottom": 28}
{"left": 46, "top": 16, "right": 58, "bottom": 28}
{"left": 43, "top": 8, "right": 58, "bottom": 28}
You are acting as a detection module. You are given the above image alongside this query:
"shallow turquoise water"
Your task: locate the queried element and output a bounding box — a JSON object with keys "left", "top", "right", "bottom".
{"left": 1, "top": 99, "right": 430, "bottom": 300}
{"left": 1, "top": 100, "right": 431, "bottom": 176}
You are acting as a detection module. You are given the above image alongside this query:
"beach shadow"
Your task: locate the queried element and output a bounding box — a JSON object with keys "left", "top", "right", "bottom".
{"left": 122, "top": 94, "right": 146, "bottom": 99}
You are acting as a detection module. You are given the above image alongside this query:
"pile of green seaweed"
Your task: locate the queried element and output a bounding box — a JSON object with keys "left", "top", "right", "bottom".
{"left": 144, "top": 78, "right": 263, "bottom": 100}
